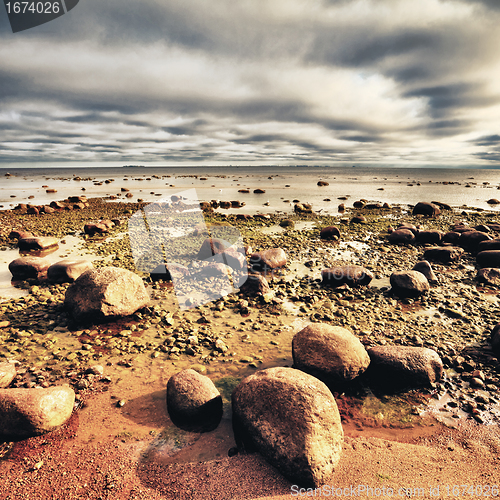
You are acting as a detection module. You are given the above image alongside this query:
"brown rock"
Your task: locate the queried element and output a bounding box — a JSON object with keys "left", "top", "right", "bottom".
{"left": 387, "top": 229, "right": 415, "bottom": 244}
{"left": 84, "top": 223, "right": 109, "bottom": 236}
{"left": 491, "top": 324, "right": 500, "bottom": 356}
{"left": 239, "top": 273, "right": 271, "bottom": 296}
{"left": 9, "top": 256, "right": 51, "bottom": 279}
{"left": 64, "top": 267, "right": 150, "bottom": 323}
{"left": 150, "top": 263, "right": 189, "bottom": 282}
{"left": 478, "top": 239, "right": 500, "bottom": 252}
{"left": 18, "top": 237, "right": 59, "bottom": 252}
{"left": 166, "top": 369, "right": 222, "bottom": 432}
{"left": 0, "top": 363, "right": 16, "bottom": 389}
{"left": 0, "top": 386, "right": 75, "bottom": 440}
{"left": 412, "top": 202, "right": 441, "bottom": 217}
{"left": 477, "top": 268, "right": 500, "bottom": 286}
{"left": 320, "top": 226, "right": 340, "bottom": 240}
{"left": 232, "top": 367, "right": 343, "bottom": 488}
{"left": 321, "top": 266, "right": 373, "bottom": 287}
{"left": 197, "top": 238, "right": 230, "bottom": 259}
{"left": 390, "top": 270, "right": 429, "bottom": 297}
{"left": 477, "top": 250, "right": 500, "bottom": 269}
{"left": 412, "top": 261, "right": 437, "bottom": 283}
{"left": 249, "top": 248, "right": 287, "bottom": 271}
{"left": 47, "top": 259, "right": 94, "bottom": 283}
{"left": 366, "top": 346, "right": 443, "bottom": 391}
{"left": 415, "top": 230, "right": 443, "bottom": 244}
{"left": 8, "top": 229, "right": 34, "bottom": 240}
{"left": 293, "top": 323, "right": 370, "bottom": 384}
{"left": 458, "top": 231, "right": 491, "bottom": 251}
{"left": 423, "top": 246, "right": 464, "bottom": 263}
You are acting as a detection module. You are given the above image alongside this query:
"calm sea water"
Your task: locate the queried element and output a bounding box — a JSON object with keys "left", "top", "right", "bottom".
{"left": 1, "top": 165, "right": 500, "bottom": 214}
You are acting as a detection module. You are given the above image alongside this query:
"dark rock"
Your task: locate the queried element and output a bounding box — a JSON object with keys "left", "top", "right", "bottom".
{"left": 396, "top": 223, "right": 419, "bottom": 235}
{"left": 458, "top": 231, "right": 491, "bottom": 251}
{"left": 353, "top": 200, "right": 365, "bottom": 209}
{"left": 412, "top": 202, "right": 441, "bottom": 217}
{"left": 338, "top": 204, "right": 345, "bottom": 212}
{"left": 366, "top": 346, "right": 443, "bottom": 391}
{"left": 253, "top": 189, "right": 266, "bottom": 194}
{"left": 317, "top": 181, "right": 329, "bottom": 186}
{"left": 423, "top": 246, "right": 464, "bottom": 263}
{"left": 279, "top": 219, "right": 294, "bottom": 228}
{"left": 47, "top": 259, "right": 94, "bottom": 283}
{"left": 0, "top": 386, "right": 75, "bottom": 440}
{"left": 230, "top": 201, "right": 245, "bottom": 208}
{"left": 292, "top": 323, "right": 370, "bottom": 383}
{"left": 9, "top": 256, "right": 51, "bottom": 280}
{"left": 239, "top": 273, "right": 271, "bottom": 296}
{"left": 197, "top": 238, "right": 230, "bottom": 259}
{"left": 478, "top": 239, "right": 500, "bottom": 253}
{"left": 475, "top": 224, "right": 491, "bottom": 233}
{"left": 294, "top": 203, "right": 312, "bottom": 214}
{"left": 487, "top": 199, "right": 500, "bottom": 205}
{"left": 250, "top": 248, "right": 287, "bottom": 271}
{"left": 442, "top": 232, "right": 461, "bottom": 244}
{"left": 350, "top": 216, "right": 367, "bottom": 224}
{"left": 491, "top": 324, "right": 500, "bottom": 356}
{"left": 8, "top": 230, "right": 34, "bottom": 240}
{"left": 68, "top": 196, "right": 87, "bottom": 203}
{"left": 232, "top": 367, "right": 343, "bottom": 488}
{"left": 18, "top": 237, "right": 59, "bottom": 252}
{"left": 64, "top": 267, "right": 150, "bottom": 323}
{"left": 365, "top": 203, "right": 383, "bottom": 209}
{"left": 0, "top": 363, "right": 16, "bottom": 389}
{"left": 412, "top": 261, "right": 437, "bottom": 283}
{"left": 320, "top": 226, "right": 340, "bottom": 240}
{"left": 84, "top": 223, "right": 109, "bottom": 236}
{"left": 431, "top": 201, "right": 452, "bottom": 210}
{"left": 49, "top": 201, "right": 66, "bottom": 209}
{"left": 321, "top": 266, "right": 373, "bottom": 287}
{"left": 387, "top": 229, "right": 415, "bottom": 244}
{"left": 390, "top": 270, "right": 429, "bottom": 297}
{"left": 477, "top": 250, "right": 500, "bottom": 269}
{"left": 150, "top": 263, "right": 189, "bottom": 282}
{"left": 166, "top": 369, "right": 222, "bottom": 432}
{"left": 416, "top": 230, "right": 443, "bottom": 244}
{"left": 477, "top": 268, "right": 500, "bottom": 286}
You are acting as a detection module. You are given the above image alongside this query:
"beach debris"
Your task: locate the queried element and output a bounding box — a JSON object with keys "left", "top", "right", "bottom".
{"left": 0, "top": 386, "right": 75, "bottom": 440}
{"left": 390, "top": 270, "right": 430, "bottom": 297}
{"left": 292, "top": 323, "right": 370, "bottom": 384}
{"left": 47, "top": 259, "right": 94, "bottom": 283}
{"left": 366, "top": 346, "right": 443, "bottom": 391}
{"left": 167, "top": 369, "right": 222, "bottom": 432}
{"left": 64, "top": 267, "right": 150, "bottom": 323}
{"left": 9, "top": 256, "right": 51, "bottom": 280}
{"left": 232, "top": 367, "right": 343, "bottom": 488}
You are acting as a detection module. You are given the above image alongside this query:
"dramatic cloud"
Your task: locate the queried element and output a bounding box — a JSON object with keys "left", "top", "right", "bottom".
{"left": 1, "top": 0, "right": 500, "bottom": 166}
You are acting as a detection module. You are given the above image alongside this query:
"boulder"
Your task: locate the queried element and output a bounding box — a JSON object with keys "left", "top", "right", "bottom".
{"left": 0, "top": 362, "right": 16, "bottom": 388}
{"left": 458, "top": 231, "right": 491, "bottom": 251}
{"left": 412, "top": 202, "right": 441, "bottom": 217}
{"left": 232, "top": 367, "right": 343, "bottom": 488}
{"left": 366, "top": 346, "right": 444, "bottom": 391}
{"left": 18, "top": 237, "right": 59, "bottom": 252}
{"left": 8, "top": 230, "right": 34, "bottom": 240}
{"left": 48, "top": 259, "right": 94, "bottom": 283}
{"left": 239, "top": 273, "right": 271, "bottom": 296}
{"left": 477, "top": 250, "right": 500, "bottom": 269}
{"left": 442, "top": 232, "right": 461, "bottom": 244}
{"left": 166, "top": 369, "right": 222, "bottom": 432}
{"left": 491, "top": 324, "right": 500, "bottom": 356}
{"left": 64, "top": 267, "right": 150, "bottom": 323}
{"left": 250, "top": 248, "right": 287, "bottom": 271}
{"left": 387, "top": 229, "right": 415, "bottom": 244}
{"left": 9, "top": 256, "right": 51, "bottom": 280}
{"left": 293, "top": 323, "right": 370, "bottom": 384}
{"left": 415, "top": 230, "right": 443, "bottom": 244}
{"left": 150, "top": 263, "right": 189, "bottom": 282}
{"left": 42, "top": 206, "right": 56, "bottom": 214}
{"left": 197, "top": 238, "right": 230, "bottom": 259}
{"left": 353, "top": 200, "right": 365, "bottom": 209}
{"left": 431, "top": 201, "right": 452, "bottom": 211}
{"left": 396, "top": 223, "right": 419, "bottom": 235}
{"left": 50, "top": 201, "right": 66, "bottom": 209}
{"left": 294, "top": 203, "right": 312, "bottom": 214}
{"left": 320, "top": 226, "right": 340, "bottom": 240}
{"left": 84, "top": 223, "right": 109, "bottom": 236}
{"left": 0, "top": 386, "right": 75, "bottom": 440}
{"left": 423, "top": 246, "right": 463, "bottom": 263}
{"left": 478, "top": 239, "right": 500, "bottom": 253}
{"left": 390, "top": 270, "right": 429, "bottom": 297}
{"left": 350, "top": 215, "right": 367, "bottom": 224}
{"left": 279, "top": 219, "right": 294, "bottom": 228}
{"left": 68, "top": 196, "right": 87, "bottom": 203}
{"left": 412, "top": 261, "right": 437, "bottom": 283}
{"left": 477, "top": 268, "right": 500, "bottom": 286}
{"left": 321, "top": 266, "right": 373, "bottom": 287}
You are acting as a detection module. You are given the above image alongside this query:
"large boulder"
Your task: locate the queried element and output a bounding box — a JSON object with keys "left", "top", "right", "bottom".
{"left": 415, "top": 230, "right": 443, "bottom": 244}
{"left": 249, "top": 248, "right": 287, "bottom": 271}
{"left": 387, "top": 229, "right": 415, "bottom": 244}
{"left": 292, "top": 323, "right": 370, "bottom": 383}
{"left": 232, "top": 367, "right": 343, "bottom": 488}
{"left": 18, "top": 237, "right": 59, "bottom": 252}
{"left": 390, "top": 270, "right": 429, "bottom": 298}
{"left": 84, "top": 222, "right": 109, "bottom": 236}
{"left": 320, "top": 226, "right": 340, "bottom": 240}
{"left": 442, "top": 232, "right": 461, "bottom": 245}
{"left": 412, "top": 261, "right": 437, "bottom": 283}
{"left": 423, "top": 246, "right": 463, "bottom": 263}
{"left": 47, "top": 259, "right": 94, "bottom": 283}
{"left": 239, "top": 273, "right": 271, "bottom": 296}
{"left": 8, "top": 229, "right": 34, "bottom": 240}
{"left": 458, "top": 231, "right": 491, "bottom": 251}
{"left": 166, "top": 369, "right": 222, "bottom": 432}
{"left": 321, "top": 266, "right": 373, "bottom": 287}
{"left": 478, "top": 239, "right": 500, "bottom": 253}
{"left": 477, "top": 250, "right": 500, "bottom": 269}
{"left": 0, "top": 386, "right": 75, "bottom": 440}
{"left": 366, "top": 346, "right": 443, "bottom": 391}
{"left": 412, "top": 202, "right": 441, "bottom": 217}
{"left": 0, "top": 362, "right": 16, "bottom": 388}
{"left": 64, "top": 267, "right": 150, "bottom": 323}
{"left": 477, "top": 268, "right": 500, "bottom": 286}
{"left": 9, "top": 256, "right": 51, "bottom": 280}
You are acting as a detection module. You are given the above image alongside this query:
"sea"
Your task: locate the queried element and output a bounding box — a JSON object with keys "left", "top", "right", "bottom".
{"left": 1, "top": 165, "right": 500, "bottom": 214}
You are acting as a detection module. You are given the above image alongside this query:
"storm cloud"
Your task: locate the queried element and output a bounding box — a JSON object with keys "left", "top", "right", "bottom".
{"left": 1, "top": 0, "right": 500, "bottom": 166}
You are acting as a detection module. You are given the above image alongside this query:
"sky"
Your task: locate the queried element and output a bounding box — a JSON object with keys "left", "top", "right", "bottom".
{"left": 1, "top": 0, "right": 500, "bottom": 167}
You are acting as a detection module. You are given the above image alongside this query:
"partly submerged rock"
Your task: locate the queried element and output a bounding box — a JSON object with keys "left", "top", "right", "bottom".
{"left": 9, "top": 256, "right": 51, "bottom": 280}
{"left": 232, "top": 367, "right": 343, "bottom": 488}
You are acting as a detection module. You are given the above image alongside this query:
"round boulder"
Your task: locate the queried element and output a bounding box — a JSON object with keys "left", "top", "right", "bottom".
{"left": 0, "top": 385, "right": 75, "bottom": 440}
{"left": 366, "top": 346, "right": 443, "bottom": 391}
{"left": 321, "top": 266, "right": 373, "bottom": 287}
{"left": 166, "top": 369, "right": 222, "bottom": 432}
{"left": 390, "top": 270, "right": 429, "bottom": 298}
{"left": 232, "top": 367, "right": 343, "bottom": 488}
{"left": 387, "top": 229, "right": 415, "bottom": 244}
{"left": 320, "top": 226, "right": 340, "bottom": 240}
{"left": 48, "top": 259, "right": 94, "bottom": 283}
{"left": 64, "top": 267, "right": 150, "bottom": 323}
{"left": 412, "top": 202, "right": 441, "bottom": 217}
{"left": 292, "top": 323, "right": 370, "bottom": 383}
{"left": 458, "top": 231, "right": 491, "bottom": 251}
{"left": 478, "top": 239, "right": 500, "bottom": 253}
{"left": 150, "top": 263, "right": 189, "bottom": 282}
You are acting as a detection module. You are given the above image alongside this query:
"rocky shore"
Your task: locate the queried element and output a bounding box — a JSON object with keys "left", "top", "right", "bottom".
{"left": 1, "top": 195, "right": 500, "bottom": 498}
